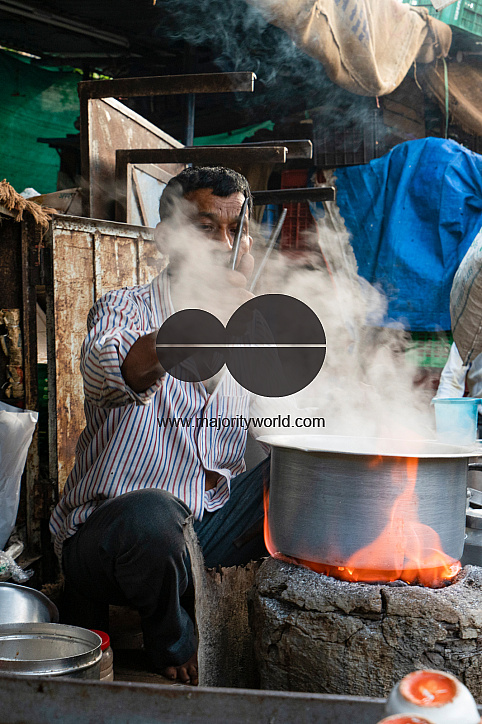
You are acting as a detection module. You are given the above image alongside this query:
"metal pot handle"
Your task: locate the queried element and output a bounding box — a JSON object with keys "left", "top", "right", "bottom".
{"left": 468, "top": 463, "right": 482, "bottom": 472}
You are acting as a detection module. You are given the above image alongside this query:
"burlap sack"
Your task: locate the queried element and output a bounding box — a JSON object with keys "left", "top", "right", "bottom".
{"left": 247, "top": 0, "right": 452, "bottom": 96}
{"left": 451, "top": 227, "right": 482, "bottom": 364}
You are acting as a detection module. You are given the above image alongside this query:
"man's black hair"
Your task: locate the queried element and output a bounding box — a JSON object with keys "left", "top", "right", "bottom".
{"left": 159, "top": 166, "right": 252, "bottom": 220}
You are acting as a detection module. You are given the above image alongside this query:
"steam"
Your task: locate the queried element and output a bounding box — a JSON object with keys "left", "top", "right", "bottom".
{"left": 154, "top": 0, "right": 382, "bottom": 133}
{"left": 155, "top": 197, "right": 436, "bottom": 443}
{"left": 251, "top": 218, "right": 435, "bottom": 441}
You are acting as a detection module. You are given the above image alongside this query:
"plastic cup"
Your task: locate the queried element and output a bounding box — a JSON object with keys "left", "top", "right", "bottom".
{"left": 432, "top": 398, "right": 481, "bottom": 446}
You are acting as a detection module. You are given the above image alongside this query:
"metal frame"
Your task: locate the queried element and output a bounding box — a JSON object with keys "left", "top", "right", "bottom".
{"left": 115, "top": 145, "right": 290, "bottom": 222}
{"left": 114, "top": 140, "right": 314, "bottom": 222}
{"left": 79, "top": 73, "right": 256, "bottom": 218}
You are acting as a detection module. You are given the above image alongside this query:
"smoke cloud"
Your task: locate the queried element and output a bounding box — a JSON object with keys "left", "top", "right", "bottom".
{"left": 154, "top": 0, "right": 379, "bottom": 130}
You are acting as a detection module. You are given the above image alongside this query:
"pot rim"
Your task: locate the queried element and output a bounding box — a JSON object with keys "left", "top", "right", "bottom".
{"left": 258, "top": 434, "right": 481, "bottom": 459}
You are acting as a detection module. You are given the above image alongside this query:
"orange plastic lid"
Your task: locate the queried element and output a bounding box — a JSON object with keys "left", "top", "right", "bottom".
{"left": 90, "top": 629, "right": 110, "bottom": 651}
{"left": 399, "top": 670, "right": 457, "bottom": 708}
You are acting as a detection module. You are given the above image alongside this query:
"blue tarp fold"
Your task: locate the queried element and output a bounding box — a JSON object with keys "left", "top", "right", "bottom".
{"left": 335, "top": 138, "right": 482, "bottom": 330}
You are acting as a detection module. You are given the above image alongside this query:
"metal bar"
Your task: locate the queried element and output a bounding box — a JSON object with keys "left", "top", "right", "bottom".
{"left": 117, "top": 146, "right": 287, "bottom": 166}
{"left": 132, "top": 169, "right": 149, "bottom": 227}
{"left": 249, "top": 207, "right": 287, "bottom": 293}
{"left": 78, "top": 72, "right": 256, "bottom": 100}
{"left": 20, "top": 220, "right": 40, "bottom": 553}
{"left": 231, "top": 197, "right": 249, "bottom": 271}
{"left": 185, "top": 93, "right": 196, "bottom": 147}
{"left": 43, "top": 231, "right": 58, "bottom": 502}
{"left": 241, "top": 139, "right": 313, "bottom": 159}
{"left": 252, "top": 187, "right": 336, "bottom": 205}
{"left": 79, "top": 86, "right": 90, "bottom": 217}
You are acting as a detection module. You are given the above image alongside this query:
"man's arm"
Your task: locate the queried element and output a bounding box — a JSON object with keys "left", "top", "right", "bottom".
{"left": 82, "top": 289, "right": 164, "bottom": 408}
{"left": 121, "top": 331, "right": 165, "bottom": 393}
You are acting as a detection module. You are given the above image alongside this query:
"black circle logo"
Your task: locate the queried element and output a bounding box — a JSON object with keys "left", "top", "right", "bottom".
{"left": 156, "top": 294, "right": 326, "bottom": 397}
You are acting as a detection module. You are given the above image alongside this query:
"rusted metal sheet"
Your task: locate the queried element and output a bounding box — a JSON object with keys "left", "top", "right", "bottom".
{"left": 47, "top": 216, "right": 159, "bottom": 494}
{"left": 0, "top": 673, "right": 392, "bottom": 723}
{"left": 115, "top": 146, "right": 288, "bottom": 222}
{"left": 81, "top": 97, "right": 184, "bottom": 221}
{"left": 252, "top": 187, "right": 336, "bottom": 205}
{"left": 78, "top": 72, "right": 256, "bottom": 100}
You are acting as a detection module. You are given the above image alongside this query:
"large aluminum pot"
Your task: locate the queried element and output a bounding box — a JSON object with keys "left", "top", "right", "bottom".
{"left": 0, "top": 583, "right": 59, "bottom": 625}
{"left": 259, "top": 435, "right": 479, "bottom": 569}
{"left": 0, "top": 623, "right": 102, "bottom": 679}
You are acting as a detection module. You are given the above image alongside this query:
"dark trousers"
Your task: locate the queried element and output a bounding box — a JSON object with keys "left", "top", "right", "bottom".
{"left": 61, "top": 457, "right": 269, "bottom": 669}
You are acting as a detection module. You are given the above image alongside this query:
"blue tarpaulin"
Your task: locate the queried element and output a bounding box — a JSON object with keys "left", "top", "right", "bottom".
{"left": 334, "top": 138, "right": 482, "bottom": 331}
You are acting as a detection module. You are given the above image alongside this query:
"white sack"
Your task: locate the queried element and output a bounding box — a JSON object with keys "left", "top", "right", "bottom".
{"left": 0, "top": 401, "right": 38, "bottom": 549}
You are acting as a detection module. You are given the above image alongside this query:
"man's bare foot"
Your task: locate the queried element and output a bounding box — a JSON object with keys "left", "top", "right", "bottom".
{"left": 162, "top": 651, "right": 198, "bottom": 685}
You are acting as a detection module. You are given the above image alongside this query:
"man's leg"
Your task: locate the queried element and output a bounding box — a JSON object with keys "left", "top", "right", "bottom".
{"left": 194, "top": 456, "right": 270, "bottom": 568}
{"left": 62, "top": 488, "right": 196, "bottom": 676}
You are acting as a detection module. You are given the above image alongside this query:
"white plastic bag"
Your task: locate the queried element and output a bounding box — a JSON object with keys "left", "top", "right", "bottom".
{"left": 0, "top": 401, "right": 38, "bottom": 549}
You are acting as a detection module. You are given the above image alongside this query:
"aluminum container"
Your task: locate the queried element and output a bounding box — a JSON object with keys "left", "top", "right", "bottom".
{"left": 0, "top": 583, "right": 59, "bottom": 625}
{"left": 259, "top": 435, "right": 479, "bottom": 570}
{"left": 0, "top": 623, "right": 102, "bottom": 679}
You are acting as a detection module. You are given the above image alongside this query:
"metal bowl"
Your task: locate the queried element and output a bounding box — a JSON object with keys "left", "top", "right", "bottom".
{"left": 0, "top": 582, "right": 59, "bottom": 625}
{"left": 0, "top": 623, "right": 101, "bottom": 678}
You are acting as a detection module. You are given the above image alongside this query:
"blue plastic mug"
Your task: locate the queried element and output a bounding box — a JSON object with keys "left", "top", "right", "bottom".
{"left": 432, "top": 397, "right": 481, "bottom": 446}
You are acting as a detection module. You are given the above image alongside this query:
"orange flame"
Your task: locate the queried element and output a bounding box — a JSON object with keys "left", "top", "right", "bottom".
{"left": 264, "top": 457, "right": 461, "bottom": 588}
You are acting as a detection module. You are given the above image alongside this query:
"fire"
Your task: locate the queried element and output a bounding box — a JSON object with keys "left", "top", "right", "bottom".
{"left": 264, "top": 457, "right": 461, "bottom": 588}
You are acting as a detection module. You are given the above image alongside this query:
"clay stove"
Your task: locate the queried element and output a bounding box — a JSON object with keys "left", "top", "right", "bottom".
{"left": 251, "top": 558, "right": 482, "bottom": 699}
{"left": 251, "top": 437, "right": 482, "bottom": 699}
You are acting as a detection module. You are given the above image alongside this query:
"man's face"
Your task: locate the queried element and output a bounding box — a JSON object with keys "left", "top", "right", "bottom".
{"left": 184, "top": 188, "right": 253, "bottom": 278}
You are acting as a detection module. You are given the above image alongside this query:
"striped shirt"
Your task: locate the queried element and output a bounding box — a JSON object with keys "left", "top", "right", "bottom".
{"left": 49, "top": 270, "right": 250, "bottom": 558}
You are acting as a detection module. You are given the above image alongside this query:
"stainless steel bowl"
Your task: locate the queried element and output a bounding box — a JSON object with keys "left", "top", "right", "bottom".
{"left": 0, "top": 582, "right": 59, "bottom": 625}
{"left": 0, "top": 623, "right": 101, "bottom": 678}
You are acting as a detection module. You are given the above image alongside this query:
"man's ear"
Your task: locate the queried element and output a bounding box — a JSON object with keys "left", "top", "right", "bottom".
{"left": 248, "top": 234, "right": 253, "bottom": 251}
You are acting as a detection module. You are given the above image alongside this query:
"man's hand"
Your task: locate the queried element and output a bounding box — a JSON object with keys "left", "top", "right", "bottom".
{"left": 236, "top": 249, "right": 255, "bottom": 283}
{"left": 121, "top": 331, "right": 165, "bottom": 393}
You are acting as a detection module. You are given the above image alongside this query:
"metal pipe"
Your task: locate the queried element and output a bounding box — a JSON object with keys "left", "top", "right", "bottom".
{"left": 249, "top": 208, "right": 287, "bottom": 293}
{"left": 185, "top": 93, "right": 196, "bottom": 147}
{"left": 231, "top": 197, "right": 249, "bottom": 271}
{"left": 252, "top": 187, "right": 336, "bottom": 205}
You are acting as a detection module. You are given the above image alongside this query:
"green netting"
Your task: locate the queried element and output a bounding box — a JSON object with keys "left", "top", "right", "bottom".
{"left": 0, "top": 50, "right": 80, "bottom": 194}
{"left": 194, "top": 120, "right": 275, "bottom": 146}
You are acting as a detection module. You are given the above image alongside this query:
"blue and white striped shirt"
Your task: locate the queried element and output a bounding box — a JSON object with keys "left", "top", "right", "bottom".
{"left": 49, "top": 271, "right": 250, "bottom": 558}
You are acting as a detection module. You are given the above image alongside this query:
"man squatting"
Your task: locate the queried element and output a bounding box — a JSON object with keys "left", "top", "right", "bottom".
{"left": 49, "top": 167, "right": 270, "bottom": 685}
